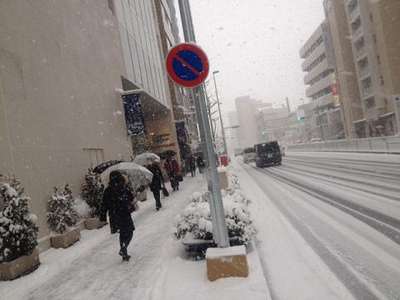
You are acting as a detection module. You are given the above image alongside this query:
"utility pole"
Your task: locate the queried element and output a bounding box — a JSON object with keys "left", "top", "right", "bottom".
{"left": 213, "top": 71, "right": 228, "bottom": 155}
{"left": 285, "top": 97, "right": 291, "bottom": 113}
{"left": 178, "top": 0, "right": 229, "bottom": 248}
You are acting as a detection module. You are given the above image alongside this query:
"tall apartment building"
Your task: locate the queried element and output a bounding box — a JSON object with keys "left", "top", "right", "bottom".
{"left": 300, "top": 22, "right": 345, "bottom": 140}
{"left": 324, "top": 0, "right": 364, "bottom": 138}
{"left": 0, "top": 1, "right": 133, "bottom": 244}
{"left": 344, "top": 0, "right": 399, "bottom": 136}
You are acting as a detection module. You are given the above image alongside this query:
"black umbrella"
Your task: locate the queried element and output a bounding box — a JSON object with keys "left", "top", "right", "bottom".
{"left": 93, "top": 160, "right": 123, "bottom": 174}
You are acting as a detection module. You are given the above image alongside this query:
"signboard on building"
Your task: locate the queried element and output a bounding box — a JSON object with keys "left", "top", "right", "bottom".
{"left": 122, "top": 93, "right": 145, "bottom": 136}
{"left": 166, "top": 43, "right": 209, "bottom": 88}
{"left": 297, "top": 109, "right": 305, "bottom": 122}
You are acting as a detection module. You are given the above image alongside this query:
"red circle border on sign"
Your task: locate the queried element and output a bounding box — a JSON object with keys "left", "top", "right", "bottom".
{"left": 166, "top": 43, "right": 210, "bottom": 89}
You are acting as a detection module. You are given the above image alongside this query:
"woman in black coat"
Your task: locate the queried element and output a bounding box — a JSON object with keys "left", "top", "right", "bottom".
{"left": 101, "top": 171, "right": 135, "bottom": 261}
{"left": 147, "top": 162, "right": 164, "bottom": 211}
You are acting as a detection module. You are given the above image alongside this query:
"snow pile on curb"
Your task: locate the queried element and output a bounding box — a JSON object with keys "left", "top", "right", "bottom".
{"left": 175, "top": 172, "right": 256, "bottom": 245}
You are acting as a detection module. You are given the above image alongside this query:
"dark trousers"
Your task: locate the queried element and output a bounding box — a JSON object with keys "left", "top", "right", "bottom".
{"left": 152, "top": 189, "right": 161, "bottom": 209}
{"left": 119, "top": 229, "right": 133, "bottom": 253}
{"left": 109, "top": 213, "right": 118, "bottom": 234}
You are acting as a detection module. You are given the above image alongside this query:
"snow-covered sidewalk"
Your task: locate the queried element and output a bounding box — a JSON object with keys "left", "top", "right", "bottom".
{"left": 0, "top": 175, "right": 270, "bottom": 300}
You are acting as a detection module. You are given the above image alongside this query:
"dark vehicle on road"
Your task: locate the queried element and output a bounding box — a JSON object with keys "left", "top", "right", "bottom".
{"left": 255, "top": 141, "right": 282, "bottom": 168}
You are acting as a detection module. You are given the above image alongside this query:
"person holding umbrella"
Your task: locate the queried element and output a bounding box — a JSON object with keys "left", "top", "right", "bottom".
{"left": 101, "top": 171, "right": 137, "bottom": 261}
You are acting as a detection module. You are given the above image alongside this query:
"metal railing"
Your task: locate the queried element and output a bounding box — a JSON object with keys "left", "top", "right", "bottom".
{"left": 287, "top": 136, "right": 400, "bottom": 154}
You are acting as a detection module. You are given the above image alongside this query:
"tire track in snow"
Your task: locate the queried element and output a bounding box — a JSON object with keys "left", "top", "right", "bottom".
{"left": 260, "top": 167, "right": 400, "bottom": 246}
{"left": 248, "top": 167, "right": 380, "bottom": 300}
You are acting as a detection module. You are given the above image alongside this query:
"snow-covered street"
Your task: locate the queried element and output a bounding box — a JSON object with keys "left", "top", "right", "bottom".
{"left": 239, "top": 152, "right": 400, "bottom": 300}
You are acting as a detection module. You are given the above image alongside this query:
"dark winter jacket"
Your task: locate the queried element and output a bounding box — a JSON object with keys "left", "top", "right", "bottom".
{"left": 147, "top": 164, "right": 164, "bottom": 192}
{"left": 101, "top": 173, "right": 135, "bottom": 232}
{"left": 196, "top": 156, "right": 205, "bottom": 168}
{"left": 164, "top": 159, "right": 179, "bottom": 176}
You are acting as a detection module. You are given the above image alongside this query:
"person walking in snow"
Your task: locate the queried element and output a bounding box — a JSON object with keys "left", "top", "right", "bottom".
{"left": 101, "top": 171, "right": 135, "bottom": 261}
{"left": 164, "top": 156, "right": 180, "bottom": 191}
{"left": 146, "top": 162, "right": 164, "bottom": 211}
{"left": 196, "top": 155, "right": 205, "bottom": 174}
{"left": 189, "top": 155, "right": 196, "bottom": 177}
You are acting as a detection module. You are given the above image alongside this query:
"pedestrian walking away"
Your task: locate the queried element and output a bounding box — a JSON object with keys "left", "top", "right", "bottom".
{"left": 147, "top": 162, "right": 165, "bottom": 211}
{"left": 164, "top": 156, "right": 180, "bottom": 191}
{"left": 196, "top": 155, "right": 205, "bottom": 174}
{"left": 101, "top": 171, "right": 136, "bottom": 261}
{"left": 189, "top": 155, "right": 196, "bottom": 177}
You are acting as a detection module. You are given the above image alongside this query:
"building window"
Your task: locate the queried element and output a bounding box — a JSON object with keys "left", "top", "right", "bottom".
{"left": 380, "top": 75, "right": 385, "bottom": 86}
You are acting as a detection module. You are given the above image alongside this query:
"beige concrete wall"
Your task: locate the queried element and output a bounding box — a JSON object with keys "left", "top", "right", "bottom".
{"left": 0, "top": 1, "right": 132, "bottom": 239}
{"left": 372, "top": 0, "right": 400, "bottom": 103}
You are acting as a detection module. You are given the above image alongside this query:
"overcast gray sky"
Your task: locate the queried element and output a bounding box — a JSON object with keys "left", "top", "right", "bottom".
{"left": 186, "top": 0, "right": 325, "bottom": 113}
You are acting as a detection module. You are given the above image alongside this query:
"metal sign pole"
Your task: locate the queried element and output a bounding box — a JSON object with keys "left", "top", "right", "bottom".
{"left": 177, "top": 0, "right": 229, "bottom": 248}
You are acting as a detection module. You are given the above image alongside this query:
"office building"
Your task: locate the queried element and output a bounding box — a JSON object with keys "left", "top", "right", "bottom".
{"left": 300, "top": 21, "right": 345, "bottom": 140}
{"left": 344, "top": 0, "right": 399, "bottom": 136}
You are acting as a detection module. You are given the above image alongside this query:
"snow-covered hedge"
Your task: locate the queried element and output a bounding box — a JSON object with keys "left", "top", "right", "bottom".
{"left": 0, "top": 176, "right": 38, "bottom": 263}
{"left": 175, "top": 180, "right": 256, "bottom": 245}
{"left": 81, "top": 169, "right": 104, "bottom": 218}
{"left": 47, "top": 185, "right": 79, "bottom": 234}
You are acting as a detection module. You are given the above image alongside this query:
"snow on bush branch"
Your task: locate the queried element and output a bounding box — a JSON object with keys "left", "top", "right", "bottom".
{"left": 81, "top": 169, "right": 104, "bottom": 218}
{"left": 175, "top": 176, "right": 256, "bottom": 245}
{"left": 47, "top": 185, "right": 79, "bottom": 235}
{"left": 0, "top": 175, "right": 38, "bottom": 263}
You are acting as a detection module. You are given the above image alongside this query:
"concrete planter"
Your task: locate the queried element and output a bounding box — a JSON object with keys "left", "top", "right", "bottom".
{"left": 50, "top": 227, "right": 81, "bottom": 249}
{"left": 0, "top": 248, "right": 40, "bottom": 281}
{"left": 84, "top": 217, "right": 107, "bottom": 230}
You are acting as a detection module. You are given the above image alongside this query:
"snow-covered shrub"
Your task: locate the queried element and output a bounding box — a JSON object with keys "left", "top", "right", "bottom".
{"left": 81, "top": 169, "right": 104, "bottom": 218}
{"left": 47, "top": 185, "right": 79, "bottom": 234}
{"left": 189, "top": 191, "right": 210, "bottom": 203}
{"left": 228, "top": 173, "right": 240, "bottom": 191}
{"left": 0, "top": 176, "right": 38, "bottom": 263}
{"left": 175, "top": 190, "right": 256, "bottom": 245}
{"left": 175, "top": 201, "right": 213, "bottom": 241}
{"left": 224, "top": 199, "right": 256, "bottom": 244}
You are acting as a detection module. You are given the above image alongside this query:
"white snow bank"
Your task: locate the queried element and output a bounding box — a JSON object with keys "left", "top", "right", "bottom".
{"left": 73, "top": 197, "right": 91, "bottom": 219}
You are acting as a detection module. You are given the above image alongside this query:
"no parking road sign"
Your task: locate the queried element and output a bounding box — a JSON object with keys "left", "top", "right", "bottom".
{"left": 166, "top": 43, "right": 209, "bottom": 89}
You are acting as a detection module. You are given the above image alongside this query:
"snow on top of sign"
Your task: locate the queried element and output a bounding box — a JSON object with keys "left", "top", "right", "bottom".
{"left": 206, "top": 245, "right": 246, "bottom": 259}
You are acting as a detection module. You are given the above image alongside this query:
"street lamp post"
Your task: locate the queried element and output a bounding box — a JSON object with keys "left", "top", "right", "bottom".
{"left": 213, "top": 71, "right": 228, "bottom": 155}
